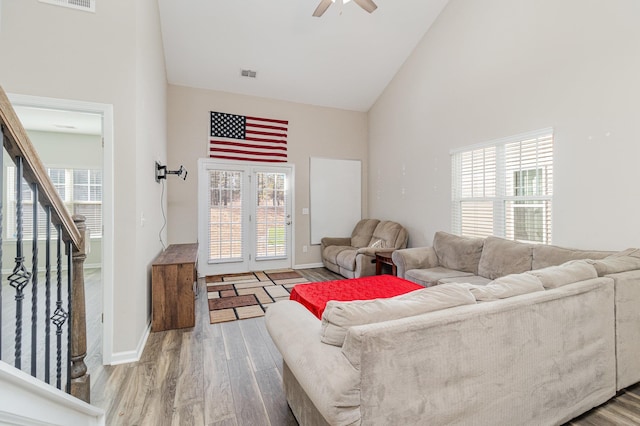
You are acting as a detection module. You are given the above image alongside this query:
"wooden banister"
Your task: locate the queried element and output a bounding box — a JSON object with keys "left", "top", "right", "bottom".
{"left": 0, "top": 87, "right": 81, "bottom": 249}
{"left": 0, "top": 85, "right": 90, "bottom": 403}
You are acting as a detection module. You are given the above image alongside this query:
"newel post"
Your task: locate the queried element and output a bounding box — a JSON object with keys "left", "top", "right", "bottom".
{"left": 70, "top": 215, "right": 90, "bottom": 402}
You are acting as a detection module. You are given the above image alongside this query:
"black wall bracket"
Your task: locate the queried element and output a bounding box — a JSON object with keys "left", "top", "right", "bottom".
{"left": 155, "top": 161, "right": 188, "bottom": 182}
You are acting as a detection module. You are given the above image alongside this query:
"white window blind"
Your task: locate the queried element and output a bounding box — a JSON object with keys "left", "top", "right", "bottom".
{"left": 207, "top": 169, "right": 244, "bottom": 262}
{"left": 451, "top": 129, "right": 553, "bottom": 244}
{"left": 6, "top": 167, "right": 103, "bottom": 239}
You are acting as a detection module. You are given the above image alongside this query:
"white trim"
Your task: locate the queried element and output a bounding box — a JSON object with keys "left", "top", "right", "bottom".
{"left": 0, "top": 361, "right": 105, "bottom": 425}
{"left": 108, "top": 321, "right": 151, "bottom": 366}
{"left": 294, "top": 262, "right": 324, "bottom": 269}
{"left": 450, "top": 127, "right": 554, "bottom": 154}
{"left": 7, "top": 93, "right": 115, "bottom": 366}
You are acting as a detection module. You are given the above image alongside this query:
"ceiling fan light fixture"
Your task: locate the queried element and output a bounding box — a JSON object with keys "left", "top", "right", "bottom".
{"left": 313, "top": 0, "right": 375, "bottom": 17}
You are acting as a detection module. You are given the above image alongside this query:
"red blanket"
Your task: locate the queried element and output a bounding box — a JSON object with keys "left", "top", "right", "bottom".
{"left": 289, "top": 275, "right": 423, "bottom": 319}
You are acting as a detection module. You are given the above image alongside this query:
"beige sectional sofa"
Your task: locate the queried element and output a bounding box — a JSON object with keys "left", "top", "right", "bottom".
{"left": 392, "top": 231, "right": 612, "bottom": 286}
{"left": 266, "top": 232, "right": 640, "bottom": 425}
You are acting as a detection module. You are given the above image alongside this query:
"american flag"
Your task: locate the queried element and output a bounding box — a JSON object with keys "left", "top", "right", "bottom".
{"left": 209, "top": 111, "right": 288, "bottom": 163}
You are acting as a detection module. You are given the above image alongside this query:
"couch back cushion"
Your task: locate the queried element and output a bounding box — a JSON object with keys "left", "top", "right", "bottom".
{"left": 478, "top": 237, "right": 533, "bottom": 279}
{"left": 320, "top": 284, "right": 476, "bottom": 347}
{"left": 467, "top": 273, "right": 545, "bottom": 301}
{"left": 527, "top": 259, "right": 598, "bottom": 289}
{"left": 368, "top": 221, "right": 408, "bottom": 249}
{"left": 532, "top": 244, "right": 611, "bottom": 270}
{"left": 433, "top": 231, "right": 484, "bottom": 274}
{"left": 350, "top": 219, "right": 380, "bottom": 248}
{"left": 591, "top": 248, "right": 640, "bottom": 276}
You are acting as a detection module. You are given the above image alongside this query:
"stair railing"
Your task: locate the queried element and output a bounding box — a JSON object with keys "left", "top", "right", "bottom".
{"left": 0, "top": 85, "right": 90, "bottom": 403}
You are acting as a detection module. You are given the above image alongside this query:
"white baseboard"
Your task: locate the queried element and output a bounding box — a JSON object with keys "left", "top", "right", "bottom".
{"left": 294, "top": 262, "right": 324, "bottom": 270}
{"left": 108, "top": 321, "right": 151, "bottom": 365}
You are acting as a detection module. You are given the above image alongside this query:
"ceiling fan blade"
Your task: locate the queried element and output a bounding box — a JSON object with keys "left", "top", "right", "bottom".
{"left": 312, "top": 0, "right": 333, "bottom": 17}
{"left": 352, "top": 0, "right": 377, "bottom": 13}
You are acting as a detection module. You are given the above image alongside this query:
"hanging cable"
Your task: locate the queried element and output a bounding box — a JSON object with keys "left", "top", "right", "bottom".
{"left": 159, "top": 178, "right": 167, "bottom": 250}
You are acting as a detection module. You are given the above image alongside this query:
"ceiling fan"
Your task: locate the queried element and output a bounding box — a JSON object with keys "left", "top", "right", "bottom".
{"left": 312, "top": 0, "right": 377, "bottom": 17}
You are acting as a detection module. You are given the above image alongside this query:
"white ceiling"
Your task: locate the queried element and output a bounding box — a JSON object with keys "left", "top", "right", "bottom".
{"left": 13, "top": 106, "right": 102, "bottom": 135}
{"left": 158, "top": 0, "right": 450, "bottom": 112}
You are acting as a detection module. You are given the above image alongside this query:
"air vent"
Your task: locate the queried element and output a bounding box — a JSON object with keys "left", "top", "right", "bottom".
{"left": 39, "top": 0, "right": 95, "bottom": 13}
{"left": 241, "top": 69, "right": 257, "bottom": 78}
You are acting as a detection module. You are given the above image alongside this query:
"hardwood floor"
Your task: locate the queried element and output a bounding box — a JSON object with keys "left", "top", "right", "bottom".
{"left": 91, "top": 268, "right": 640, "bottom": 425}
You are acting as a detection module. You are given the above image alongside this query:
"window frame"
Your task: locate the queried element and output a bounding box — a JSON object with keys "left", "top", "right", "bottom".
{"left": 451, "top": 128, "right": 554, "bottom": 244}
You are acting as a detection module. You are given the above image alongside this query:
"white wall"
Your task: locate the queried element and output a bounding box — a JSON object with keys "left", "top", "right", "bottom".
{"left": 166, "top": 84, "right": 368, "bottom": 267}
{"left": 134, "top": 0, "right": 168, "bottom": 352}
{"left": 369, "top": 0, "right": 640, "bottom": 251}
{"left": 0, "top": 0, "right": 167, "bottom": 357}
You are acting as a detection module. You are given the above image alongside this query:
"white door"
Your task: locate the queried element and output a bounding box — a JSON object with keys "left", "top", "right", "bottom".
{"left": 198, "top": 159, "right": 294, "bottom": 275}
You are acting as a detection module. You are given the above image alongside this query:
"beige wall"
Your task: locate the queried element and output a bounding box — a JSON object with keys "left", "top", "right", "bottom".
{"left": 369, "top": 0, "right": 640, "bottom": 250}
{"left": 0, "top": 0, "right": 167, "bottom": 357}
{"left": 166, "top": 85, "right": 368, "bottom": 267}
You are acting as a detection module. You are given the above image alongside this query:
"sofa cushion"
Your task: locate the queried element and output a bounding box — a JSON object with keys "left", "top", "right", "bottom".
{"left": 369, "top": 221, "right": 406, "bottom": 249}
{"left": 320, "top": 284, "right": 476, "bottom": 347}
{"left": 439, "top": 275, "right": 492, "bottom": 286}
{"left": 478, "top": 237, "right": 533, "bottom": 279}
{"left": 592, "top": 250, "right": 640, "bottom": 276}
{"left": 433, "top": 231, "right": 484, "bottom": 274}
{"left": 336, "top": 248, "right": 358, "bottom": 271}
{"left": 323, "top": 245, "right": 353, "bottom": 264}
{"left": 405, "top": 267, "right": 473, "bottom": 287}
{"left": 527, "top": 260, "right": 597, "bottom": 289}
{"left": 467, "top": 273, "right": 545, "bottom": 301}
{"left": 532, "top": 244, "right": 611, "bottom": 270}
{"left": 350, "top": 219, "right": 380, "bottom": 248}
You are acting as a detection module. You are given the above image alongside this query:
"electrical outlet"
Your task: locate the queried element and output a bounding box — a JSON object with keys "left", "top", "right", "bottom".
{"left": 302, "top": 207, "right": 309, "bottom": 215}
{"left": 302, "top": 245, "right": 308, "bottom": 253}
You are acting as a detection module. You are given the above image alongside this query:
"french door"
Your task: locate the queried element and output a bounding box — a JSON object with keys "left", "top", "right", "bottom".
{"left": 197, "top": 159, "right": 294, "bottom": 275}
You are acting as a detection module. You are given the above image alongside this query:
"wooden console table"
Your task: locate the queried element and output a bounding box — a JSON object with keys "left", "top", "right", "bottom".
{"left": 151, "top": 243, "right": 198, "bottom": 332}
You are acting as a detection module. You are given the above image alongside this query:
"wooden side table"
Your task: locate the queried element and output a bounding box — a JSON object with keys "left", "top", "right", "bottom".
{"left": 151, "top": 243, "right": 198, "bottom": 331}
{"left": 375, "top": 250, "right": 397, "bottom": 276}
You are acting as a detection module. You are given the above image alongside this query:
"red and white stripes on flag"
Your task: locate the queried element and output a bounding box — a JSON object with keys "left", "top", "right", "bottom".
{"left": 209, "top": 111, "right": 288, "bottom": 163}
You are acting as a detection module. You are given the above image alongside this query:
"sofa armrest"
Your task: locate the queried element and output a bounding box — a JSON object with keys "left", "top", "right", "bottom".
{"left": 356, "top": 247, "right": 385, "bottom": 256}
{"left": 392, "top": 247, "right": 438, "bottom": 278}
{"left": 265, "top": 301, "right": 361, "bottom": 425}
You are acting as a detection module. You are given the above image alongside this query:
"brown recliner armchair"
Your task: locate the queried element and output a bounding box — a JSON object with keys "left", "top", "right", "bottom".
{"left": 321, "top": 219, "right": 409, "bottom": 278}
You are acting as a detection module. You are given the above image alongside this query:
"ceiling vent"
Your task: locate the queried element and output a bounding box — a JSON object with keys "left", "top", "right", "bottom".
{"left": 39, "top": 0, "right": 95, "bottom": 13}
{"left": 241, "top": 69, "right": 257, "bottom": 78}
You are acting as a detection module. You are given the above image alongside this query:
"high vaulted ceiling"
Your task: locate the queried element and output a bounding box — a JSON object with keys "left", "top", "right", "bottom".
{"left": 157, "top": 0, "right": 450, "bottom": 112}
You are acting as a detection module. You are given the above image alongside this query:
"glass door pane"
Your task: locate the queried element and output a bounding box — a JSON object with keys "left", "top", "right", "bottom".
{"left": 207, "top": 169, "right": 243, "bottom": 262}
{"left": 255, "top": 171, "right": 288, "bottom": 259}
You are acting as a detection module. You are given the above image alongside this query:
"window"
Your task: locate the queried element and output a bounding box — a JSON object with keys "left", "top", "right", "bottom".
{"left": 451, "top": 129, "right": 553, "bottom": 244}
{"left": 6, "top": 167, "right": 102, "bottom": 239}
{"left": 72, "top": 169, "right": 102, "bottom": 238}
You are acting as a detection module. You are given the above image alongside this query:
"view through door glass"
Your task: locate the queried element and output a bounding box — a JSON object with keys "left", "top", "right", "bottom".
{"left": 207, "top": 169, "right": 244, "bottom": 262}
{"left": 255, "top": 171, "right": 288, "bottom": 259}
